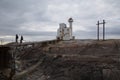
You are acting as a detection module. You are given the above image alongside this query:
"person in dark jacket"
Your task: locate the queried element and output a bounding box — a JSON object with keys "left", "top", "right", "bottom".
{"left": 15, "top": 34, "right": 18, "bottom": 43}
{"left": 20, "top": 36, "right": 23, "bottom": 44}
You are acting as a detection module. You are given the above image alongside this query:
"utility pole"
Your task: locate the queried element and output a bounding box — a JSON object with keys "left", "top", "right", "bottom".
{"left": 96, "top": 20, "right": 106, "bottom": 41}
{"left": 97, "top": 21, "right": 99, "bottom": 41}
{"left": 103, "top": 20, "right": 105, "bottom": 41}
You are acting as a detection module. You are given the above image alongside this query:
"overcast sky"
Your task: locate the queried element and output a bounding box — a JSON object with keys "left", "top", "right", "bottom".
{"left": 0, "top": 0, "right": 120, "bottom": 43}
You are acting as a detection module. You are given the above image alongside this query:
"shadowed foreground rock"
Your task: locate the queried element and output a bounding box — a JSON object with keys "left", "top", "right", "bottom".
{"left": 37, "top": 55, "right": 119, "bottom": 80}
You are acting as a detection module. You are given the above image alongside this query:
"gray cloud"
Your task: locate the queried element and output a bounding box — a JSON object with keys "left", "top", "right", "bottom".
{"left": 0, "top": 0, "right": 120, "bottom": 43}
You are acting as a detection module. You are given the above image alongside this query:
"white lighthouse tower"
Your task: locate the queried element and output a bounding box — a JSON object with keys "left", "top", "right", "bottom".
{"left": 68, "top": 18, "right": 73, "bottom": 39}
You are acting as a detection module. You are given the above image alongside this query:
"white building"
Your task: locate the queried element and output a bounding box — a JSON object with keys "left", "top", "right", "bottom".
{"left": 57, "top": 18, "right": 75, "bottom": 40}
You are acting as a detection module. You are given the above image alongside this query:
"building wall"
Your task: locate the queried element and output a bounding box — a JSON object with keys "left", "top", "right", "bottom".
{"left": 63, "top": 28, "right": 70, "bottom": 40}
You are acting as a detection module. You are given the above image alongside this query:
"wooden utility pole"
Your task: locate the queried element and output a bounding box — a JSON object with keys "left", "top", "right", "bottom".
{"left": 103, "top": 20, "right": 105, "bottom": 41}
{"left": 96, "top": 20, "right": 106, "bottom": 41}
{"left": 97, "top": 21, "right": 100, "bottom": 41}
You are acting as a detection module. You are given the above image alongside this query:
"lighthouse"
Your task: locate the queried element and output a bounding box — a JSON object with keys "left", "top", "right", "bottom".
{"left": 68, "top": 18, "right": 73, "bottom": 39}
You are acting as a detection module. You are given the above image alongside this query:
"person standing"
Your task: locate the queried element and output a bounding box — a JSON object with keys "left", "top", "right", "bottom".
{"left": 20, "top": 36, "right": 23, "bottom": 44}
{"left": 15, "top": 34, "right": 18, "bottom": 43}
